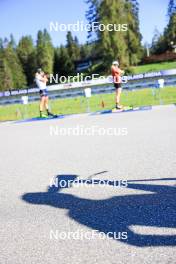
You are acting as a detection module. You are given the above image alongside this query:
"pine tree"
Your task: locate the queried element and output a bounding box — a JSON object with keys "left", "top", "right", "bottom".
{"left": 164, "top": 13, "right": 176, "bottom": 49}
{"left": 85, "top": 0, "right": 143, "bottom": 69}
{"left": 0, "top": 38, "right": 3, "bottom": 49}
{"left": 74, "top": 36, "right": 81, "bottom": 59}
{"left": 168, "top": 0, "right": 176, "bottom": 17}
{"left": 3, "top": 43, "right": 27, "bottom": 89}
{"left": 36, "top": 29, "right": 54, "bottom": 73}
{"left": 0, "top": 52, "right": 13, "bottom": 91}
{"left": 17, "top": 36, "right": 37, "bottom": 86}
{"left": 151, "top": 28, "right": 167, "bottom": 54}
{"left": 66, "top": 31, "right": 80, "bottom": 74}
{"left": 9, "top": 34, "right": 16, "bottom": 49}
{"left": 125, "top": 0, "right": 142, "bottom": 64}
{"left": 85, "top": 0, "right": 100, "bottom": 41}
{"left": 96, "top": 0, "right": 128, "bottom": 67}
{"left": 153, "top": 0, "right": 176, "bottom": 54}
{"left": 164, "top": 0, "right": 176, "bottom": 51}
{"left": 53, "top": 45, "right": 73, "bottom": 78}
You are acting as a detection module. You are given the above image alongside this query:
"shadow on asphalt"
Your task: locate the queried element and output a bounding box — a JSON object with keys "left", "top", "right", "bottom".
{"left": 21, "top": 174, "right": 176, "bottom": 247}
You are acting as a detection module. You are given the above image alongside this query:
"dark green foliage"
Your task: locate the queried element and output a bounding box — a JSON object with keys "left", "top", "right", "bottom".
{"left": 3, "top": 43, "right": 27, "bottom": 89}
{"left": 0, "top": 53, "right": 13, "bottom": 91}
{"left": 17, "top": 36, "right": 37, "bottom": 86}
{"left": 36, "top": 29, "right": 54, "bottom": 73}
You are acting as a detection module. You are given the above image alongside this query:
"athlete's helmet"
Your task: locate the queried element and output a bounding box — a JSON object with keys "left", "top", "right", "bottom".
{"left": 37, "top": 68, "right": 42, "bottom": 73}
{"left": 112, "top": 61, "right": 119, "bottom": 66}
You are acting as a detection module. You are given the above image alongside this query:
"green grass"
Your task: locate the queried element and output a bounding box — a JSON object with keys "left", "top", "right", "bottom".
{"left": 132, "top": 61, "right": 176, "bottom": 74}
{"left": 0, "top": 87, "right": 176, "bottom": 121}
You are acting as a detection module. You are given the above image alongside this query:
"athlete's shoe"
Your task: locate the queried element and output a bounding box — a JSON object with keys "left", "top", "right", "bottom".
{"left": 47, "top": 111, "right": 58, "bottom": 118}
{"left": 116, "top": 104, "right": 123, "bottom": 110}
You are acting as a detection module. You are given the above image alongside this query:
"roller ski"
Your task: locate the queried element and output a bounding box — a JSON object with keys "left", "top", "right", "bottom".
{"left": 39, "top": 110, "right": 58, "bottom": 119}
{"left": 112, "top": 104, "right": 133, "bottom": 113}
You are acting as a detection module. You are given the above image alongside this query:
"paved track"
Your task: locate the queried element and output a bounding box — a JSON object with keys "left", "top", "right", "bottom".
{"left": 0, "top": 105, "right": 176, "bottom": 264}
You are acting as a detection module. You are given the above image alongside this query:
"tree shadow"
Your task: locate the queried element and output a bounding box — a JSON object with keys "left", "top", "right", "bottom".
{"left": 21, "top": 174, "right": 176, "bottom": 247}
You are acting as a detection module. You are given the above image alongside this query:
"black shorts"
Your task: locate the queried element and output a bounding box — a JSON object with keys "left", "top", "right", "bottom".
{"left": 39, "top": 89, "right": 48, "bottom": 97}
{"left": 114, "top": 83, "right": 122, "bottom": 89}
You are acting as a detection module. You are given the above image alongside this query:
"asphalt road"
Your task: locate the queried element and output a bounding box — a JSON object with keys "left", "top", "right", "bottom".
{"left": 0, "top": 105, "right": 176, "bottom": 264}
